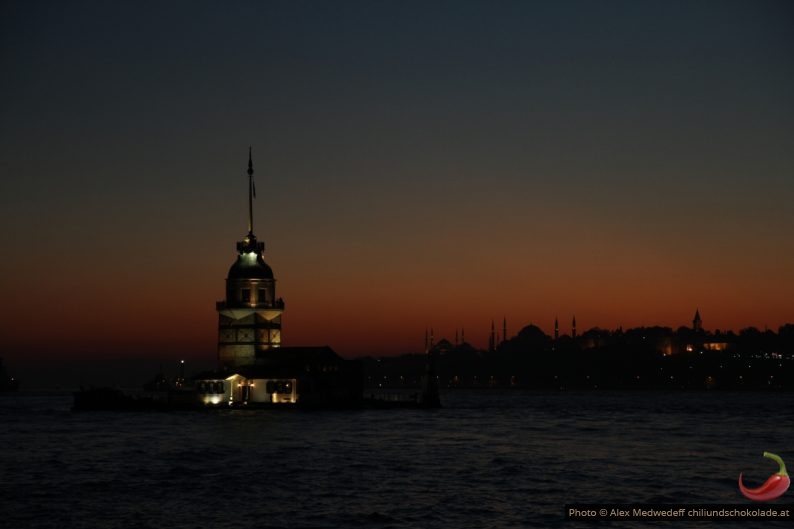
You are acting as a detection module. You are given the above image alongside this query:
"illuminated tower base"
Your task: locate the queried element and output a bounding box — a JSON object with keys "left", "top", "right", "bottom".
{"left": 217, "top": 310, "right": 283, "bottom": 367}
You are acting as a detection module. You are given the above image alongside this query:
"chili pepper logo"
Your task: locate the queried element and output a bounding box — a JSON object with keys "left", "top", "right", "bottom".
{"left": 738, "top": 452, "right": 790, "bottom": 502}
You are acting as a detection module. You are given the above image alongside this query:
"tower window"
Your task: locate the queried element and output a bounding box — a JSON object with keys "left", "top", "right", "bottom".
{"left": 258, "top": 288, "right": 267, "bottom": 304}
{"left": 241, "top": 289, "right": 251, "bottom": 303}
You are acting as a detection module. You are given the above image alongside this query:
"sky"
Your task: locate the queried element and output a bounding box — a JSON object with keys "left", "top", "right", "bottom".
{"left": 1, "top": 0, "right": 793, "bottom": 387}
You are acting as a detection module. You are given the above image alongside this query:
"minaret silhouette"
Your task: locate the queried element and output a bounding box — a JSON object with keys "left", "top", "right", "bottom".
{"left": 502, "top": 317, "right": 507, "bottom": 345}
{"left": 554, "top": 316, "right": 559, "bottom": 341}
{"left": 572, "top": 316, "right": 577, "bottom": 340}
{"left": 693, "top": 309, "right": 703, "bottom": 333}
{"left": 421, "top": 328, "right": 441, "bottom": 408}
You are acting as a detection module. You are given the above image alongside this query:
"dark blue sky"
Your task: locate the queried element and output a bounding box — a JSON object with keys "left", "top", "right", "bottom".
{"left": 1, "top": 1, "right": 792, "bottom": 384}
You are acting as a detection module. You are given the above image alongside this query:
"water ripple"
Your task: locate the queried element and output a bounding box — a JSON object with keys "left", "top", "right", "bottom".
{"left": 2, "top": 391, "right": 792, "bottom": 528}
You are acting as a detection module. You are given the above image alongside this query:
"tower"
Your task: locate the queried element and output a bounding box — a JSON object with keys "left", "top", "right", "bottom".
{"left": 216, "top": 149, "right": 284, "bottom": 369}
{"left": 554, "top": 316, "right": 559, "bottom": 341}
{"left": 572, "top": 315, "right": 577, "bottom": 340}
{"left": 502, "top": 317, "right": 507, "bottom": 345}
{"left": 693, "top": 309, "right": 703, "bottom": 333}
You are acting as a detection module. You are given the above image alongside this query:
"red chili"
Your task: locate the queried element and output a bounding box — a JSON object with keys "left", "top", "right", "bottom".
{"left": 739, "top": 452, "right": 790, "bottom": 502}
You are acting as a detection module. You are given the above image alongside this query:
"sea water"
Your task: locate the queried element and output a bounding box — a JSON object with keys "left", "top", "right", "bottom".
{"left": 1, "top": 391, "right": 792, "bottom": 528}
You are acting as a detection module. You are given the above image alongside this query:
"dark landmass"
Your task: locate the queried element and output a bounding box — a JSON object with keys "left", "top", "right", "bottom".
{"left": 0, "top": 357, "right": 20, "bottom": 392}
{"left": 362, "top": 324, "right": 794, "bottom": 391}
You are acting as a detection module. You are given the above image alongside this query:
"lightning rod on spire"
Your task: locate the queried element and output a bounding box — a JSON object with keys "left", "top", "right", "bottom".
{"left": 247, "top": 146, "right": 254, "bottom": 235}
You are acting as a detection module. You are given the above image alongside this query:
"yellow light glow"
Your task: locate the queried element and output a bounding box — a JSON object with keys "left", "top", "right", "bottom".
{"left": 201, "top": 394, "right": 223, "bottom": 405}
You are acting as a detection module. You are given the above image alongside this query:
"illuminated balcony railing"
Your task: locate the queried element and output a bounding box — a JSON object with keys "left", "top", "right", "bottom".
{"left": 216, "top": 298, "right": 285, "bottom": 311}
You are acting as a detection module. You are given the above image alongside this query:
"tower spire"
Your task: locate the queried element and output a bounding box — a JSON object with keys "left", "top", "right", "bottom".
{"left": 693, "top": 309, "right": 702, "bottom": 333}
{"left": 247, "top": 146, "right": 255, "bottom": 235}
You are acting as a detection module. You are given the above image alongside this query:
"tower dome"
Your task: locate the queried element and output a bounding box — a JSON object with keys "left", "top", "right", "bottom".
{"left": 227, "top": 234, "right": 274, "bottom": 280}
